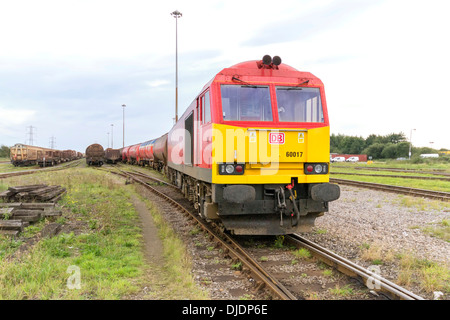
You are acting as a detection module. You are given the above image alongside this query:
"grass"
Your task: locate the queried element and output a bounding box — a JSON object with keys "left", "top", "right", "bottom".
{"left": 330, "top": 161, "right": 450, "bottom": 192}
{"left": 397, "top": 253, "right": 450, "bottom": 294}
{"left": 421, "top": 219, "right": 450, "bottom": 242}
{"left": 360, "top": 242, "right": 449, "bottom": 295}
{"left": 292, "top": 248, "right": 312, "bottom": 259}
{"left": 273, "top": 235, "right": 284, "bottom": 248}
{"left": 0, "top": 167, "right": 207, "bottom": 300}
{"left": 360, "top": 243, "right": 395, "bottom": 266}
{"left": 331, "top": 172, "right": 450, "bottom": 192}
{"left": 0, "top": 169, "right": 145, "bottom": 299}
{"left": 332, "top": 160, "right": 450, "bottom": 172}
{"left": 0, "top": 162, "right": 40, "bottom": 174}
{"left": 329, "top": 284, "right": 354, "bottom": 297}
{"left": 392, "top": 196, "right": 449, "bottom": 212}
{"left": 140, "top": 197, "right": 208, "bottom": 299}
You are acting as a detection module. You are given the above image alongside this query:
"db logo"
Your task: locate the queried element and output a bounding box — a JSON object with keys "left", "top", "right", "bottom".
{"left": 269, "top": 132, "right": 285, "bottom": 145}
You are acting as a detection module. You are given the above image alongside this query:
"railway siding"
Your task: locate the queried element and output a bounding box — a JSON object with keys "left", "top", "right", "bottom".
{"left": 330, "top": 178, "right": 450, "bottom": 201}
{"left": 330, "top": 164, "right": 450, "bottom": 192}
{"left": 115, "top": 165, "right": 436, "bottom": 300}
{"left": 308, "top": 184, "right": 449, "bottom": 299}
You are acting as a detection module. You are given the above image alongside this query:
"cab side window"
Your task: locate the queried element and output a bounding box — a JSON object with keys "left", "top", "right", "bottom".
{"left": 202, "top": 91, "right": 211, "bottom": 124}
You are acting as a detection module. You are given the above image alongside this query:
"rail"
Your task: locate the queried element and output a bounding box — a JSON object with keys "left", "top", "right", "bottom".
{"left": 101, "top": 166, "right": 427, "bottom": 300}
{"left": 286, "top": 234, "right": 424, "bottom": 300}
{"left": 0, "top": 159, "right": 83, "bottom": 179}
{"left": 104, "top": 167, "right": 298, "bottom": 300}
{"left": 330, "top": 178, "right": 450, "bottom": 201}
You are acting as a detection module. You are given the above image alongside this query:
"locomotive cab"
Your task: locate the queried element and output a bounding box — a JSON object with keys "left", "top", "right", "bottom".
{"left": 168, "top": 56, "right": 341, "bottom": 235}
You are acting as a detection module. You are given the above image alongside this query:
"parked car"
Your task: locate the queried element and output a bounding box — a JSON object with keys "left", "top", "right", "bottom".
{"left": 346, "top": 156, "right": 359, "bottom": 162}
{"left": 331, "top": 157, "right": 346, "bottom": 162}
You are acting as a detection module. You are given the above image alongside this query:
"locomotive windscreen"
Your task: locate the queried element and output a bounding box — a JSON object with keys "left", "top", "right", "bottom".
{"left": 276, "top": 87, "right": 324, "bottom": 123}
{"left": 221, "top": 85, "right": 272, "bottom": 122}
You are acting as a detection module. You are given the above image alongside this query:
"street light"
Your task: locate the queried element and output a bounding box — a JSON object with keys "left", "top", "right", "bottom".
{"left": 409, "top": 128, "right": 416, "bottom": 160}
{"left": 171, "top": 10, "right": 182, "bottom": 123}
{"left": 122, "top": 104, "right": 126, "bottom": 148}
{"left": 111, "top": 124, "right": 114, "bottom": 149}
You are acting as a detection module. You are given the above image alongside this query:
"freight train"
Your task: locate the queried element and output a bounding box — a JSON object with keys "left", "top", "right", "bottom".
{"left": 10, "top": 143, "right": 82, "bottom": 167}
{"left": 120, "top": 56, "right": 340, "bottom": 235}
{"left": 85, "top": 143, "right": 105, "bottom": 166}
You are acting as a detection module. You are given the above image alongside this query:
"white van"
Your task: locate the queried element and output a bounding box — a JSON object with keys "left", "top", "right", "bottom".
{"left": 346, "top": 156, "right": 359, "bottom": 162}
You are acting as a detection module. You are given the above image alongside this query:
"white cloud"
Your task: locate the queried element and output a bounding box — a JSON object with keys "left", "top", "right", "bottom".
{"left": 0, "top": 0, "right": 449, "bottom": 151}
{"left": 0, "top": 106, "right": 37, "bottom": 143}
{"left": 0, "top": 107, "right": 36, "bottom": 126}
{"left": 146, "top": 80, "right": 170, "bottom": 88}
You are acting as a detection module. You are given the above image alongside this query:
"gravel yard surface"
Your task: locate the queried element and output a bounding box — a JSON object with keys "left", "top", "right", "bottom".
{"left": 301, "top": 185, "right": 450, "bottom": 299}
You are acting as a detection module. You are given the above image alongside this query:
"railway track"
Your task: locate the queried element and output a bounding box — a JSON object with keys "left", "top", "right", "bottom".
{"left": 101, "top": 166, "right": 296, "bottom": 300}
{"left": 332, "top": 165, "right": 450, "bottom": 176}
{"left": 101, "top": 165, "right": 425, "bottom": 300}
{"left": 330, "top": 178, "right": 450, "bottom": 201}
{"left": 331, "top": 171, "right": 450, "bottom": 182}
{"left": 285, "top": 234, "right": 424, "bottom": 300}
{"left": 0, "top": 159, "right": 82, "bottom": 179}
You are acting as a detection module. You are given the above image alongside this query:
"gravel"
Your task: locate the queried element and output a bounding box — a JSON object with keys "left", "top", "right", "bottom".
{"left": 135, "top": 170, "right": 449, "bottom": 300}
{"left": 301, "top": 185, "right": 450, "bottom": 299}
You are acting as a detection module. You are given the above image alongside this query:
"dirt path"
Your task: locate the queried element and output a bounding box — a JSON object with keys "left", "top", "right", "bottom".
{"left": 131, "top": 194, "right": 164, "bottom": 265}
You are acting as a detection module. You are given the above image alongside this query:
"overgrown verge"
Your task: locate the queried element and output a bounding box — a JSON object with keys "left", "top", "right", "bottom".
{"left": 0, "top": 169, "right": 146, "bottom": 299}
{"left": 136, "top": 192, "right": 208, "bottom": 299}
{"left": 0, "top": 167, "right": 209, "bottom": 300}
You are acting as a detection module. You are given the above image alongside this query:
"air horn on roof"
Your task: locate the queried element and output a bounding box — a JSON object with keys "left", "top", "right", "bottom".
{"left": 258, "top": 55, "right": 282, "bottom": 69}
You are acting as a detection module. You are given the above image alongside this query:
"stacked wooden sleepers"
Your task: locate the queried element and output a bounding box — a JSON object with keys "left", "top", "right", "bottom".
{"left": 0, "top": 184, "right": 65, "bottom": 237}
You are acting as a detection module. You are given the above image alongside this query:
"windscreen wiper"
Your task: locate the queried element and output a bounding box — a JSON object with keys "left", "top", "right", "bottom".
{"left": 298, "top": 80, "right": 310, "bottom": 86}
{"left": 282, "top": 80, "right": 310, "bottom": 90}
{"left": 232, "top": 76, "right": 255, "bottom": 87}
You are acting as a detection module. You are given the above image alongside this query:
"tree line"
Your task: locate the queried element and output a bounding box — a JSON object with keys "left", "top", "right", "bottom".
{"left": 1, "top": 135, "right": 448, "bottom": 161}
{"left": 0, "top": 145, "right": 10, "bottom": 158}
{"left": 330, "top": 132, "right": 444, "bottom": 160}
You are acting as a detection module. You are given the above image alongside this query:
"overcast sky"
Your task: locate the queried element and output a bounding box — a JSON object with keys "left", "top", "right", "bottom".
{"left": 1, "top": 0, "right": 449, "bottom": 153}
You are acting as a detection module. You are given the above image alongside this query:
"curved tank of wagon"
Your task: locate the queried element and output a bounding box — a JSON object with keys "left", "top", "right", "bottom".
{"left": 85, "top": 143, "right": 105, "bottom": 166}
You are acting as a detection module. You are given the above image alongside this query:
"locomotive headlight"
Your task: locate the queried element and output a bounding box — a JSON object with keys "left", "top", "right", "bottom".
{"left": 219, "top": 163, "right": 245, "bottom": 175}
{"left": 304, "top": 163, "right": 328, "bottom": 175}
{"left": 225, "top": 164, "right": 235, "bottom": 174}
{"left": 314, "top": 164, "right": 323, "bottom": 174}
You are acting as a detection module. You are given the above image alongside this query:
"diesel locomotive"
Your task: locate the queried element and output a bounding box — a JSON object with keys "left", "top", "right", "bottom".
{"left": 121, "top": 56, "right": 340, "bottom": 235}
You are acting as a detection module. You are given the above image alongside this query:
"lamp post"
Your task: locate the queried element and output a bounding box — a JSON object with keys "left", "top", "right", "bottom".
{"left": 409, "top": 128, "right": 416, "bottom": 160}
{"left": 111, "top": 124, "right": 114, "bottom": 149}
{"left": 171, "top": 10, "right": 182, "bottom": 123}
{"left": 122, "top": 104, "right": 126, "bottom": 148}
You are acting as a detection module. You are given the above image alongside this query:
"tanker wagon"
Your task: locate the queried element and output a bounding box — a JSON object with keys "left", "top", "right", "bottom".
{"left": 85, "top": 144, "right": 105, "bottom": 166}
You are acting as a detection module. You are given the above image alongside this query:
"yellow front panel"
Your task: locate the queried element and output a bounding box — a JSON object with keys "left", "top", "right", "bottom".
{"left": 211, "top": 124, "right": 330, "bottom": 184}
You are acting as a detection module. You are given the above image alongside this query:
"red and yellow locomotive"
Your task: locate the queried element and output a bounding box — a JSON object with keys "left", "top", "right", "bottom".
{"left": 122, "top": 56, "right": 340, "bottom": 235}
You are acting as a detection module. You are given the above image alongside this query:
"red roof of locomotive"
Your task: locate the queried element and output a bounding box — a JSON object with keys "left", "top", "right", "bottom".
{"left": 228, "top": 60, "right": 300, "bottom": 72}
{"left": 204, "top": 59, "right": 324, "bottom": 89}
